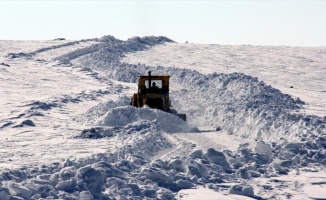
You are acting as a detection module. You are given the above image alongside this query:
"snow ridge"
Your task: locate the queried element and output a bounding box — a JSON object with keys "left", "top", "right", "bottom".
{"left": 55, "top": 35, "right": 174, "bottom": 65}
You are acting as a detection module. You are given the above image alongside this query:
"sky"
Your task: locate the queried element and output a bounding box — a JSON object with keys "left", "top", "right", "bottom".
{"left": 0, "top": 1, "right": 325, "bottom": 46}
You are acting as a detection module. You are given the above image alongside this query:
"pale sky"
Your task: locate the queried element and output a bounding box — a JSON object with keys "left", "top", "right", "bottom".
{"left": 0, "top": 1, "right": 325, "bottom": 46}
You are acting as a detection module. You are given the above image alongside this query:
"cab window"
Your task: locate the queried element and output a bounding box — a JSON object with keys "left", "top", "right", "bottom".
{"left": 145, "top": 80, "right": 163, "bottom": 88}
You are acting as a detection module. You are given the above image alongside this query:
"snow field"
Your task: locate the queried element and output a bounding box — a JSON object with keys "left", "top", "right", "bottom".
{"left": 0, "top": 35, "right": 325, "bottom": 199}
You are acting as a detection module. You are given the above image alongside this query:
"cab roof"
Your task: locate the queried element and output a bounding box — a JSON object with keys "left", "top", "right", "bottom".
{"left": 138, "top": 75, "right": 170, "bottom": 78}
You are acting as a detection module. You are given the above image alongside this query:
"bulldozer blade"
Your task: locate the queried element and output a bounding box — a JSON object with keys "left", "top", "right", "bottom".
{"left": 173, "top": 113, "right": 187, "bottom": 121}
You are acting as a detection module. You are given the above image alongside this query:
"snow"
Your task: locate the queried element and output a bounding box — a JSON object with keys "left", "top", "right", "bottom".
{"left": 95, "top": 106, "right": 197, "bottom": 133}
{"left": 0, "top": 35, "right": 325, "bottom": 199}
{"left": 177, "top": 187, "right": 255, "bottom": 200}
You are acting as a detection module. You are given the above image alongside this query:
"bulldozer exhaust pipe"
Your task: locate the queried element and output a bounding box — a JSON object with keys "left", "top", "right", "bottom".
{"left": 148, "top": 71, "right": 152, "bottom": 89}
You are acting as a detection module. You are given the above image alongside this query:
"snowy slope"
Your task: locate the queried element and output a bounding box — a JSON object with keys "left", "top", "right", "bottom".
{"left": 0, "top": 36, "right": 325, "bottom": 200}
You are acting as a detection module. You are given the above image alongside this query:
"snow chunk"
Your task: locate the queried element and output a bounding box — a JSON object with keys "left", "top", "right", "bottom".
{"left": 79, "top": 191, "right": 94, "bottom": 200}
{"left": 188, "top": 149, "right": 204, "bottom": 159}
{"left": 228, "top": 184, "right": 254, "bottom": 197}
{"left": 8, "top": 182, "right": 32, "bottom": 199}
{"left": 0, "top": 188, "right": 10, "bottom": 200}
{"left": 204, "top": 148, "right": 230, "bottom": 170}
{"left": 77, "top": 167, "right": 104, "bottom": 199}
{"left": 140, "top": 167, "right": 174, "bottom": 186}
{"left": 157, "top": 188, "right": 174, "bottom": 200}
{"left": 253, "top": 140, "right": 272, "bottom": 164}
{"left": 55, "top": 180, "right": 74, "bottom": 192}
{"left": 167, "top": 159, "right": 186, "bottom": 172}
{"left": 186, "top": 160, "right": 207, "bottom": 178}
{"left": 16, "top": 119, "right": 35, "bottom": 127}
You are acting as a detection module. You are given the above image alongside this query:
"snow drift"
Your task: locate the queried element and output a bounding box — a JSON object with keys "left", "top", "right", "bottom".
{"left": 95, "top": 106, "right": 197, "bottom": 133}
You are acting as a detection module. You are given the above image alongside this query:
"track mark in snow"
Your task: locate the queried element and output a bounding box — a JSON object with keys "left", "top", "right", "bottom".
{"left": 174, "top": 131, "right": 248, "bottom": 152}
{"left": 6, "top": 39, "right": 100, "bottom": 62}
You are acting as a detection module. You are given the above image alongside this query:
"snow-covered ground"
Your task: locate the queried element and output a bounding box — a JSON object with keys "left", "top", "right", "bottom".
{"left": 0, "top": 36, "right": 325, "bottom": 200}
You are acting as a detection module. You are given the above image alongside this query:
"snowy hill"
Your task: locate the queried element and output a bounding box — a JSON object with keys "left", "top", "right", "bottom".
{"left": 0, "top": 36, "right": 325, "bottom": 199}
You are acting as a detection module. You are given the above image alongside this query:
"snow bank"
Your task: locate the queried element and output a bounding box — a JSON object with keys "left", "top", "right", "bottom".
{"left": 2, "top": 135, "right": 325, "bottom": 200}
{"left": 95, "top": 106, "right": 197, "bottom": 133}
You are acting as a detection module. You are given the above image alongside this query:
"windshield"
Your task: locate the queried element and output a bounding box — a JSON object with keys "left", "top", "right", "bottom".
{"left": 145, "top": 80, "right": 163, "bottom": 88}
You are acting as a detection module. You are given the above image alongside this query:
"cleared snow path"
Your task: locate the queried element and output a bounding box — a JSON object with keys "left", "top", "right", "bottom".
{"left": 174, "top": 129, "right": 253, "bottom": 152}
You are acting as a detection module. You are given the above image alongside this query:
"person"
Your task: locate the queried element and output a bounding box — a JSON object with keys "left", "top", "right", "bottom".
{"left": 151, "top": 82, "right": 160, "bottom": 93}
{"left": 152, "top": 82, "right": 159, "bottom": 89}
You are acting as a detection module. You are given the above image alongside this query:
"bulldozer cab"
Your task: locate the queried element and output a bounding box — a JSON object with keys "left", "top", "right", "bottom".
{"left": 138, "top": 73, "right": 169, "bottom": 95}
{"left": 130, "top": 71, "right": 186, "bottom": 121}
{"left": 131, "top": 71, "right": 171, "bottom": 111}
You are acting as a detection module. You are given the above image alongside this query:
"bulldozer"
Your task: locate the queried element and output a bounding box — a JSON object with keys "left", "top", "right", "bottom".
{"left": 130, "top": 71, "right": 186, "bottom": 121}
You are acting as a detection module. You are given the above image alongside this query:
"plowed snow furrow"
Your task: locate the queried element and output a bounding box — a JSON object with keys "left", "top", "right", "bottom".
{"left": 34, "top": 40, "right": 100, "bottom": 61}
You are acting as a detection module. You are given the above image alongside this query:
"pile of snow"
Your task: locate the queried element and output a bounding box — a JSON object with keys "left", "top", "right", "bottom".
{"left": 95, "top": 106, "right": 197, "bottom": 133}
{"left": 79, "top": 96, "right": 131, "bottom": 125}
{"left": 1, "top": 133, "right": 325, "bottom": 199}
{"left": 0, "top": 120, "right": 175, "bottom": 199}
{"left": 79, "top": 95, "right": 197, "bottom": 135}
